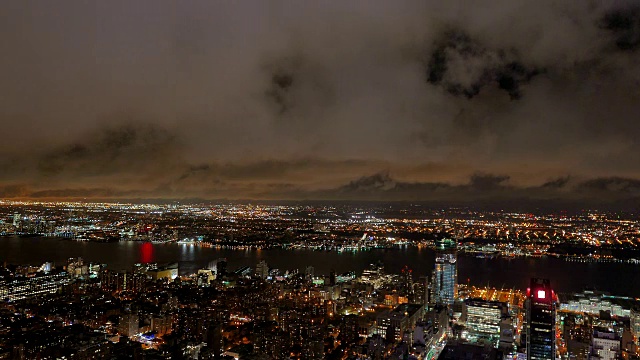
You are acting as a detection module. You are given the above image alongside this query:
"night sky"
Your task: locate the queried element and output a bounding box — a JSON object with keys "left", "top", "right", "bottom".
{"left": 1, "top": 1, "right": 640, "bottom": 204}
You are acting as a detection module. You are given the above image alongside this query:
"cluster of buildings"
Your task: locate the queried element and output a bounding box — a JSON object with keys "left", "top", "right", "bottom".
{"left": 0, "top": 212, "right": 56, "bottom": 236}
{"left": 0, "top": 236, "right": 639, "bottom": 359}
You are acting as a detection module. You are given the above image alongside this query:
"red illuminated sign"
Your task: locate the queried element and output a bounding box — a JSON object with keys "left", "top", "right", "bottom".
{"left": 537, "top": 290, "right": 546, "bottom": 299}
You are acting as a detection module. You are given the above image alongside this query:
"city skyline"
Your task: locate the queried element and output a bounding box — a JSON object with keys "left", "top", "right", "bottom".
{"left": 1, "top": 1, "right": 640, "bottom": 205}
{"left": 2, "top": 2, "right": 640, "bottom": 358}
{"left": 1, "top": 192, "right": 640, "bottom": 358}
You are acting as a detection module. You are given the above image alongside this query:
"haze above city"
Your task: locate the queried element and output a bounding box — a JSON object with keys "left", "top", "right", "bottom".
{"left": 1, "top": 1, "right": 640, "bottom": 206}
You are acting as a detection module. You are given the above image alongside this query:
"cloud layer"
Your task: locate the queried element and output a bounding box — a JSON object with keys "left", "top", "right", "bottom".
{"left": 1, "top": 1, "right": 640, "bottom": 206}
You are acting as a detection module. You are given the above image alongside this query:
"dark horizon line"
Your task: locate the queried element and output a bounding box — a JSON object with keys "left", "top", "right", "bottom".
{"left": 2, "top": 196, "right": 640, "bottom": 214}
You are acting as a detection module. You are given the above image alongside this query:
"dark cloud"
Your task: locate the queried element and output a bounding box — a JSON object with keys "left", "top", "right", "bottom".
{"left": 313, "top": 172, "right": 509, "bottom": 201}
{"left": 339, "top": 172, "right": 395, "bottom": 192}
{"left": 174, "top": 159, "right": 373, "bottom": 184}
{"left": 286, "top": 173, "right": 640, "bottom": 205}
{"left": 468, "top": 173, "right": 510, "bottom": 191}
{"left": 177, "top": 164, "right": 211, "bottom": 181}
{"left": 36, "top": 121, "right": 180, "bottom": 177}
{"left": 601, "top": 4, "right": 640, "bottom": 51}
{"left": 541, "top": 176, "right": 571, "bottom": 189}
{"left": 262, "top": 52, "right": 334, "bottom": 120}
{"left": 424, "top": 30, "right": 542, "bottom": 99}
{"left": 264, "top": 56, "right": 300, "bottom": 115}
{"left": 5, "top": 171, "right": 640, "bottom": 208}
{"left": 495, "top": 62, "right": 542, "bottom": 100}
{"left": 578, "top": 177, "right": 640, "bottom": 193}
{"left": 267, "top": 69, "right": 295, "bottom": 114}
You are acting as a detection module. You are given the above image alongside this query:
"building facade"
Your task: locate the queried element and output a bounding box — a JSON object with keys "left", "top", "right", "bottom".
{"left": 0, "top": 272, "right": 69, "bottom": 301}
{"left": 464, "top": 299, "right": 508, "bottom": 346}
{"left": 631, "top": 308, "right": 640, "bottom": 348}
{"left": 525, "top": 278, "right": 556, "bottom": 360}
{"left": 589, "top": 329, "right": 621, "bottom": 360}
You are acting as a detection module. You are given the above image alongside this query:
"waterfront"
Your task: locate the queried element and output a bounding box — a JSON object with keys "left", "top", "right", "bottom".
{"left": 1, "top": 236, "right": 639, "bottom": 297}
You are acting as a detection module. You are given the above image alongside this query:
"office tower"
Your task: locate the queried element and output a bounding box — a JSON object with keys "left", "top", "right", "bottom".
{"left": 375, "top": 304, "right": 425, "bottom": 342}
{"left": 525, "top": 278, "right": 556, "bottom": 360}
{"left": 119, "top": 312, "right": 139, "bottom": 338}
{"left": 206, "top": 258, "right": 227, "bottom": 277}
{"left": 464, "top": 299, "right": 508, "bottom": 346}
{"left": 206, "top": 323, "right": 223, "bottom": 359}
{"left": 255, "top": 260, "right": 269, "bottom": 279}
{"left": 12, "top": 213, "right": 20, "bottom": 228}
{"left": 412, "top": 276, "right": 429, "bottom": 305}
{"left": 341, "top": 315, "right": 360, "bottom": 344}
{"left": 100, "top": 270, "right": 149, "bottom": 293}
{"left": 301, "top": 319, "right": 325, "bottom": 360}
{"left": 401, "top": 265, "right": 413, "bottom": 297}
{"left": 216, "top": 258, "right": 227, "bottom": 277}
{"left": 433, "top": 239, "right": 457, "bottom": 307}
{"left": 124, "top": 272, "right": 148, "bottom": 293}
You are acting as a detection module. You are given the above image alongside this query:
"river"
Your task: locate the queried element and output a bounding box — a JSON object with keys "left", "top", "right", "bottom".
{"left": 1, "top": 236, "right": 638, "bottom": 297}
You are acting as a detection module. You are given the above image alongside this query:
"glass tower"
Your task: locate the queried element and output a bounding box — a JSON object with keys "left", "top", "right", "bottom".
{"left": 433, "top": 239, "right": 457, "bottom": 307}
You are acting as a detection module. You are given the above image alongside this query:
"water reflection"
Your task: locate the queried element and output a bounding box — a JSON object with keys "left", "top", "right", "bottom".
{"left": 139, "top": 242, "right": 153, "bottom": 263}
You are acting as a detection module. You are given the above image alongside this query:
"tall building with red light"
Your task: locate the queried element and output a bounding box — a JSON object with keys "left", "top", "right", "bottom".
{"left": 525, "top": 278, "right": 556, "bottom": 360}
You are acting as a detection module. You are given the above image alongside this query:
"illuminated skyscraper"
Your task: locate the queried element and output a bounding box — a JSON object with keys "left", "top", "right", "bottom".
{"left": 525, "top": 278, "right": 556, "bottom": 360}
{"left": 433, "top": 239, "right": 457, "bottom": 307}
{"left": 401, "top": 265, "right": 413, "bottom": 297}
